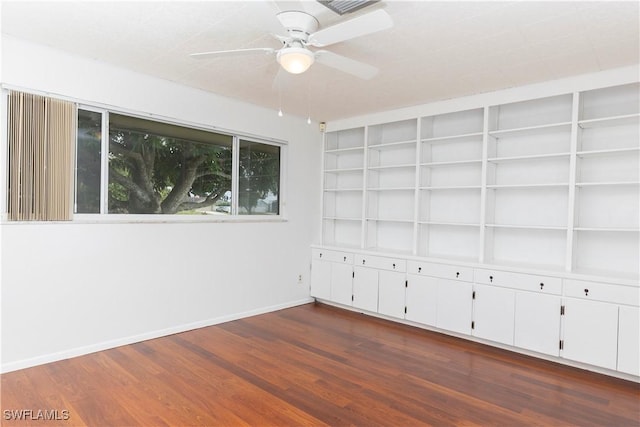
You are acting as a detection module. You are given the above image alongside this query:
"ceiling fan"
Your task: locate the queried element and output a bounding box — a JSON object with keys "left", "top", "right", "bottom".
{"left": 190, "top": 8, "right": 393, "bottom": 80}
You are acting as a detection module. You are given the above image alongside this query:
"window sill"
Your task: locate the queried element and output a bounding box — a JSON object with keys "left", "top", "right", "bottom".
{"left": 1, "top": 214, "right": 288, "bottom": 225}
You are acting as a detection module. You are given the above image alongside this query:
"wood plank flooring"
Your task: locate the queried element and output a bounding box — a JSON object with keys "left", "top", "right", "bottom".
{"left": 2, "top": 302, "right": 639, "bottom": 426}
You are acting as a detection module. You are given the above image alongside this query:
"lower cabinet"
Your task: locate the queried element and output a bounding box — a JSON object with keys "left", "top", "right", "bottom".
{"left": 311, "top": 247, "right": 639, "bottom": 380}
{"left": 514, "top": 292, "right": 561, "bottom": 356}
{"left": 310, "top": 249, "right": 353, "bottom": 305}
{"left": 377, "top": 271, "right": 406, "bottom": 319}
{"left": 618, "top": 306, "right": 640, "bottom": 376}
{"left": 405, "top": 275, "right": 437, "bottom": 326}
{"left": 472, "top": 284, "right": 515, "bottom": 345}
{"left": 561, "top": 298, "right": 619, "bottom": 371}
{"left": 310, "top": 258, "right": 332, "bottom": 300}
{"left": 437, "top": 279, "right": 473, "bottom": 335}
{"left": 353, "top": 266, "right": 378, "bottom": 312}
{"left": 331, "top": 263, "right": 354, "bottom": 306}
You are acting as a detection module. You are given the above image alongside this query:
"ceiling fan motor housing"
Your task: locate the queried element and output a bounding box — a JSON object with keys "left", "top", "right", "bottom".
{"left": 276, "top": 11, "right": 319, "bottom": 42}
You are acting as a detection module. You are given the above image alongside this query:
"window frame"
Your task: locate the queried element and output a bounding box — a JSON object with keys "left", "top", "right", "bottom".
{"left": 71, "top": 105, "right": 287, "bottom": 222}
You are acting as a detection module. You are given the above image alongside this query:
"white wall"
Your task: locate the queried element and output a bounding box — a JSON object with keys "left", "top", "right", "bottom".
{"left": 0, "top": 36, "right": 322, "bottom": 372}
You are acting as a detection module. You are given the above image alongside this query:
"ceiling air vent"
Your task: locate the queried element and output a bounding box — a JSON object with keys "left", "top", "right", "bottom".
{"left": 317, "top": 0, "right": 379, "bottom": 15}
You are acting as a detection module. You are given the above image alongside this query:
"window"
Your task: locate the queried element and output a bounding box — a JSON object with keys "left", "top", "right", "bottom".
{"left": 75, "top": 109, "right": 283, "bottom": 217}
{"left": 76, "top": 109, "right": 102, "bottom": 213}
{"left": 239, "top": 140, "right": 280, "bottom": 215}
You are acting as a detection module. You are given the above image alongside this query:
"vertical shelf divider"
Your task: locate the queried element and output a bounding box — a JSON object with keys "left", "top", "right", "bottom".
{"left": 565, "top": 92, "right": 580, "bottom": 272}
{"left": 361, "top": 126, "right": 369, "bottom": 249}
{"left": 320, "top": 130, "right": 327, "bottom": 244}
{"left": 478, "top": 106, "right": 490, "bottom": 263}
{"left": 412, "top": 119, "right": 422, "bottom": 255}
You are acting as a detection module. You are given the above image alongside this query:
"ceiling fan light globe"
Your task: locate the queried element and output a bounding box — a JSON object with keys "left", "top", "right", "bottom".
{"left": 277, "top": 47, "right": 314, "bottom": 74}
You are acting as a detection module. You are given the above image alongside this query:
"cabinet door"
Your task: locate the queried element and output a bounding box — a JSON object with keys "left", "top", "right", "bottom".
{"left": 472, "top": 284, "right": 515, "bottom": 345}
{"left": 330, "top": 263, "right": 353, "bottom": 306}
{"left": 405, "top": 275, "right": 437, "bottom": 326}
{"left": 618, "top": 306, "right": 639, "bottom": 376}
{"left": 514, "top": 292, "right": 561, "bottom": 356}
{"left": 378, "top": 271, "right": 406, "bottom": 319}
{"left": 562, "top": 299, "right": 618, "bottom": 370}
{"left": 437, "top": 279, "right": 473, "bottom": 335}
{"left": 352, "top": 266, "right": 378, "bottom": 312}
{"left": 310, "top": 259, "right": 331, "bottom": 300}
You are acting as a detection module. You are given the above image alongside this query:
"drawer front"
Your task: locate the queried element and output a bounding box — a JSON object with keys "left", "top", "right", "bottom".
{"left": 474, "top": 268, "right": 561, "bottom": 295}
{"left": 355, "top": 254, "right": 406, "bottom": 272}
{"left": 564, "top": 279, "right": 639, "bottom": 306}
{"left": 407, "top": 261, "right": 473, "bottom": 282}
{"left": 312, "top": 249, "right": 354, "bottom": 264}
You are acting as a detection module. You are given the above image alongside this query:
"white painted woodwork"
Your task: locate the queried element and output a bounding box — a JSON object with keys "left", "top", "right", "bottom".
{"left": 405, "top": 274, "right": 438, "bottom": 326}
{"left": 331, "top": 263, "right": 354, "bottom": 307}
{"left": 617, "top": 306, "right": 640, "bottom": 376}
{"left": 514, "top": 292, "right": 562, "bottom": 356}
{"left": 562, "top": 298, "right": 619, "bottom": 371}
{"left": 472, "top": 284, "right": 515, "bottom": 345}
{"left": 322, "top": 81, "right": 639, "bottom": 282}
{"left": 377, "top": 270, "right": 406, "bottom": 319}
{"left": 352, "top": 266, "right": 378, "bottom": 312}
{"left": 436, "top": 279, "right": 473, "bottom": 335}
{"left": 310, "top": 259, "right": 332, "bottom": 300}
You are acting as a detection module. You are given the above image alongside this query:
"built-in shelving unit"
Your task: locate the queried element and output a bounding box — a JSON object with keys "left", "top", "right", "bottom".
{"left": 571, "top": 82, "right": 640, "bottom": 279}
{"left": 321, "top": 82, "right": 640, "bottom": 281}
{"left": 365, "top": 119, "right": 418, "bottom": 254}
{"left": 322, "top": 127, "right": 365, "bottom": 248}
{"left": 418, "top": 109, "right": 484, "bottom": 262}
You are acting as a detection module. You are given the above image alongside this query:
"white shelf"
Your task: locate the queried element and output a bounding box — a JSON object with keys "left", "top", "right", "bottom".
{"left": 488, "top": 122, "right": 572, "bottom": 138}
{"left": 368, "top": 163, "right": 416, "bottom": 170}
{"left": 485, "top": 258, "right": 566, "bottom": 274}
{"left": 486, "top": 224, "right": 567, "bottom": 231}
{"left": 324, "top": 167, "right": 364, "bottom": 173}
{"left": 323, "top": 216, "right": 362, "bottom": 222}
{"left": 420, "top": 159, "right": 482, "bottom": 167}
{"left": 368, "top": 140, "right": 416, "bottom": 150}
{"left": 571, "top": 267, "right": 640, "bottom": 282}
{"left": 577, "top": 147, "right": 640, "bottom": 158}
{"left": 418, "top": 221, "right": 480, "bottom": 227}
{"left": 575, "top": 227, "right": 640, "bottom": 232}
{"left": 578, "top": 113, "right": 640, "bottom": 129}
{"left": 487, "top": 183, "right": 569, "bottom": 189}
{"left": 321, "top": 82, "right": 637, "bottom": 282}
{"left": 421, "top": 132, "right": 483, "bottom": 144}
{"left": 325, "top": 146, "right": 364, "bottom": 153}
{"left": 368, "top": 187, "right": 415, "bottom": 191}
{"left": 420, "top": 185, "right": 482, "bottom": 190}
{"left": 488, "top": 152, "right": 570, "bottom": 163}
{"left": 324, "top": 188, "right": 363, "bottom": 192}
{"left": 575, "top": 182, "right": 640, "bottom": 187}
{"left": 366, "top": 218, "right": 414, "bottom": 223}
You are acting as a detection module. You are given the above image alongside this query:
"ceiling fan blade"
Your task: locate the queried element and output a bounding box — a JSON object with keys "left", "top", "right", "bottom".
{"left": 190, "top": 48, "right": 276, "bottom": 59}
{"left": 308, "top": 9, "right": 393, "bottom": 48}
{"left": 314, "top": 50, "right": 379, "bottom": 80}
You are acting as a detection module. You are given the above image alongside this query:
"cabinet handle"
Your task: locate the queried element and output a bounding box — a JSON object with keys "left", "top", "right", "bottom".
{"left": 319, "top": 253, "right": 323, "bottom": 258}
{"left": 343, "top": 256, "right": 347, "bottom": 262}
{"left": 362, "top": 259, "right": 366, "bottom": 265}
{"left": 540, "top": 283, "right": 544, "bottom": 290}
{"left": 584, "top": 288, "right": 589, "bottom": 296}
{"left": 392, "top": 263, "right": 396, "bottom": 269}
{"left": 489, "top": 275, "right": 493, "bottom": 283}
{"left": 418, "top": 267, "right": 422, "bottom": 273}
{"left": 456, "top": 272, "right": 460, "bottom": 278}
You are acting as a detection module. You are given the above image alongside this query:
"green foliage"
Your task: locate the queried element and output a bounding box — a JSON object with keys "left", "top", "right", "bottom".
{"left": 76, "top": 112, "right": 280, "bottom": 215}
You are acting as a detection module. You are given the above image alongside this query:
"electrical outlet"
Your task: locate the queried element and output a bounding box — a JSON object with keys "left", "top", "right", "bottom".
{"left": 297, "top": 274, "right": 303, "bottom": 284}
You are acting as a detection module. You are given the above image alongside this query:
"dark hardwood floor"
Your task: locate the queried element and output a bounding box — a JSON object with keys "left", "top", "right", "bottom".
{"left": 2, "top": 302, "right": 639, "bottom": 426}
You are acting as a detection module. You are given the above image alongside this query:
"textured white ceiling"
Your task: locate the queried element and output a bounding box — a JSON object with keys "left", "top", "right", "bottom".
{"left": 2, "top": 1, "right": 639, "bottom": 121}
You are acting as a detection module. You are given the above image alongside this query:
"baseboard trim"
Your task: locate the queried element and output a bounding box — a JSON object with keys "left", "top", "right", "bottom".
{"left": 1, "top": 298, "right": 314, "bottom": 374}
